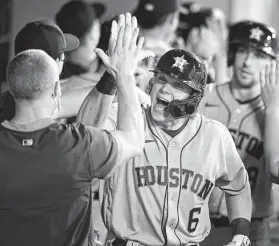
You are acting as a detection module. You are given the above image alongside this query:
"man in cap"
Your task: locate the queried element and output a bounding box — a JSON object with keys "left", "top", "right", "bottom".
{"left": 0, "top": 13, "right": 145, "bottom": 246}
{"left": 0, "top": 19, "right": 117, "bottom": 128}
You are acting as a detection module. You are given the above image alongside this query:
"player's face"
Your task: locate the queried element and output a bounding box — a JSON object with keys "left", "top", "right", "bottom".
{"left": 233, "top": 46, "right": 272, "bottom": 88}
{"left": 150, "top": 72, "right": 193, "bottom": 123}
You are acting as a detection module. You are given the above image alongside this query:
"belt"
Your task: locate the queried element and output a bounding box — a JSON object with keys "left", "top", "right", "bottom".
{"left": 111, "top": 238, "right": 198, "bottom": 246}
{"left": 210, "top": 216, "right": 264, "bottom": 228}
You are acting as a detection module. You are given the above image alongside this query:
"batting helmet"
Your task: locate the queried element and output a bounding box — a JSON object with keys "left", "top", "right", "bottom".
{"left": 228, "top": 21, "right": 278, "bottom": 66}
{"left": 149, "top": 49, "right": 207, "bottom": 118}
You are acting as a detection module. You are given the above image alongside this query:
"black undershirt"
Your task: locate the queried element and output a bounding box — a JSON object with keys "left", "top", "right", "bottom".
{"left": 162, "top": 118, "right": 189, "bottom": 138}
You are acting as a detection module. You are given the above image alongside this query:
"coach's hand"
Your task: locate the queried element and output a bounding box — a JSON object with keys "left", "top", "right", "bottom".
{"left": 223, "top": 235, "right": 251, "bottom": 246}
{"left": 260, "top": 56, "right": 279, "bottom": 111}
{"left": 95, "top": 13, "right": 154, "bottom": 79}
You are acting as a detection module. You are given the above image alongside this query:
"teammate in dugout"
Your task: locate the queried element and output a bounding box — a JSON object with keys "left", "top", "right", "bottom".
{"left": 81, "top": 16, "right": 252, "bottom": 243}
{"left": 0, "top": 14, "right": 146, "bottom": 245}
{"left": 199, "top": 21, "right": 279, "bottom": 246}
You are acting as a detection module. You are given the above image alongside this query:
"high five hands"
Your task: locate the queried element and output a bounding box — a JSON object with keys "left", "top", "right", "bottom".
{"left": 95, "top": 13, "right": 155, "bottom": 79}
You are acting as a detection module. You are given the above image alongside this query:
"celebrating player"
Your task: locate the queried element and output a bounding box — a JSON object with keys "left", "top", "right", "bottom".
{"left": 199, "top": 21, "right": 278, "bottom": 246}
{"left": 85, "top": 44, "right": 252, "bottom": 244}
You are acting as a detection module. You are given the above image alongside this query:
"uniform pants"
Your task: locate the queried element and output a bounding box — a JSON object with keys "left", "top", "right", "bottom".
{"left": 200, "top": 217, "right": 270, "bottom": 246}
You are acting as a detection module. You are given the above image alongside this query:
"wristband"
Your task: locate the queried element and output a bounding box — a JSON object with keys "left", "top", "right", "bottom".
{"left": 96, "top": 71, "right": 117, "bottom": 95}
{"left": 231, "top": 218, "right": 250, "bottom": 237}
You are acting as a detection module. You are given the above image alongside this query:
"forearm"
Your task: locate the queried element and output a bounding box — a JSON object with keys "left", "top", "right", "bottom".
{"left": 59, "top": 86, "right": 93, "bottom": 118}
{"left": 225, "top": 180, "right": 252, "bottom": 222}
{"left": 76, "top": 72, "right": 116, "bottom": 127}
{"left": 116, "top": 74, "right": 145, "bottom": 150}
{"left": 264, "top": 108, "right": 279, "bottom": 178}
{"left": 76, "top": 87, "right": 115, "bottom": 127}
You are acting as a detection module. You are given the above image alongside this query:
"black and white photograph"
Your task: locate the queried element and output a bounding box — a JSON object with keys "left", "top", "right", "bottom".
{"left": 0, "top": 1, "right": 279, "bottom": 246}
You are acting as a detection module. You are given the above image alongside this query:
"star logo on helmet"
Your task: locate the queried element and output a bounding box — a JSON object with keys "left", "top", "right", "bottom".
{"left": 249, "top": 27, "right": 264, "bottom": 41}
{"left": 172, "top": 55, "right": 189, "bottom": 72}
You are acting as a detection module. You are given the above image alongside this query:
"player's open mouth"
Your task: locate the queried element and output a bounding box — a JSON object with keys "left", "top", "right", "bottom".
{"left": 156, "top": 98, "right": 169, "bottom": 111}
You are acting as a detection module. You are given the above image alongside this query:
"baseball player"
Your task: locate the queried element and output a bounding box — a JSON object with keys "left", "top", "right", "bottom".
{"left": 199, "top": 21, "right": 279, "bottom": 246}
{"left": 83, "top": 45, "right": 252, "bottom": 245}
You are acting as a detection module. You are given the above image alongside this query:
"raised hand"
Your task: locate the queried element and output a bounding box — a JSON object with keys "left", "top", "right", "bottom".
{"left": 260, "top": 57, "right": 279, "bottom": 111}
{"left": 96, "top": 13, "right": 155, "bottom": 79}
{"left": 95, "top": 13, "right": 143, "bottom": 79}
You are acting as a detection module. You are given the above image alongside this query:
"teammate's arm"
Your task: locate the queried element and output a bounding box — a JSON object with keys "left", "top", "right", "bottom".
{"left": 98, "top": 14, "right": 145, "bottom": 166}
{"left": 216, "top": 126, "right": 252, "bottom": 245}
{"left": 75, "top": 72, "right": 116, "bottom": 127}
{"left": 260, "top": 59, "right": 279, "bottom": 181}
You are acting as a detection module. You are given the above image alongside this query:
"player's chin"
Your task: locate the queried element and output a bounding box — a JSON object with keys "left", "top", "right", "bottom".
{"left": 236, "top": 75, "right": 256, "bottom": 88}
{"left": 151, "top": 106, "right": 170, "bottom": 122}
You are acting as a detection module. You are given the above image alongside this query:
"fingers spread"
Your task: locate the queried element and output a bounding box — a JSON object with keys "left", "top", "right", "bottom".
{"left": 125, "top": 12, "right": 131, "bottom": 26}
{"left": 123, "top": 13, "right": 132, "bottom": 48}
{"left": 118, "top": 14, "right": 125, "bottom": 31}
{"left": 108, "top": 20, "right": 118, "bottom": 54}
{"left": 132, "top": 16, "right": 138, "bottom": 32}
{"left": 115, "top": 26, "right": 125, "bottom": 52}
{"left": 94, "top": 48, "right": 109, "bottom": 67}
{"left": 135, "top": 37, "right": 145, "bottom": 57}
{"left": 129, "top": 28, "right": 139, "bottom": 52}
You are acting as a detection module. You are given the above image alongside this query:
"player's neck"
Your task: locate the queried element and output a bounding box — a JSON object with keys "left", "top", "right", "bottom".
{"left": 156, "top": 117, "right": 189, "bottom": 132}
{"left": 11, "top": 100, "right": 54, "bottom": 125}
{"left": 230, "top": 79, "right": 261, "bottom": 103}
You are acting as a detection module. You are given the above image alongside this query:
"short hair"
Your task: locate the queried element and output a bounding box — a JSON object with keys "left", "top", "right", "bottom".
{"left": 6, "top": 49, "right": 59, "bottom": 100}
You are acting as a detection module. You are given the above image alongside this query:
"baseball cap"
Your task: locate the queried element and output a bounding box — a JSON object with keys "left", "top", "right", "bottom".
{"left": 92, "top": 2, "right": 106, "bottom": 19}
{"left": 134, "top": 0, "right": 179, "bottom": 28}
{"left": 56, "top": 0, "right": 98, "bottom": 39}
{"left": 15, "top": 19, "right": 79, "bottom": 60}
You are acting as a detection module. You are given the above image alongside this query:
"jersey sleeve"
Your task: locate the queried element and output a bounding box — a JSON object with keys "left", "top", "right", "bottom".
{"left": 85, "top": 126, "right": 123, "bottom": 180}
{"left": 215, "top": 126, "right": 248, "bottom": 195}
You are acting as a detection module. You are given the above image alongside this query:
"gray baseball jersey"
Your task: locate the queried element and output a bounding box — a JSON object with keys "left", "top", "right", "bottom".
{"left": 199, "top": 82, "right": 271, "bottom": 218}
{"left": 100, "top": 109, "right": 248, "bottom": 245}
